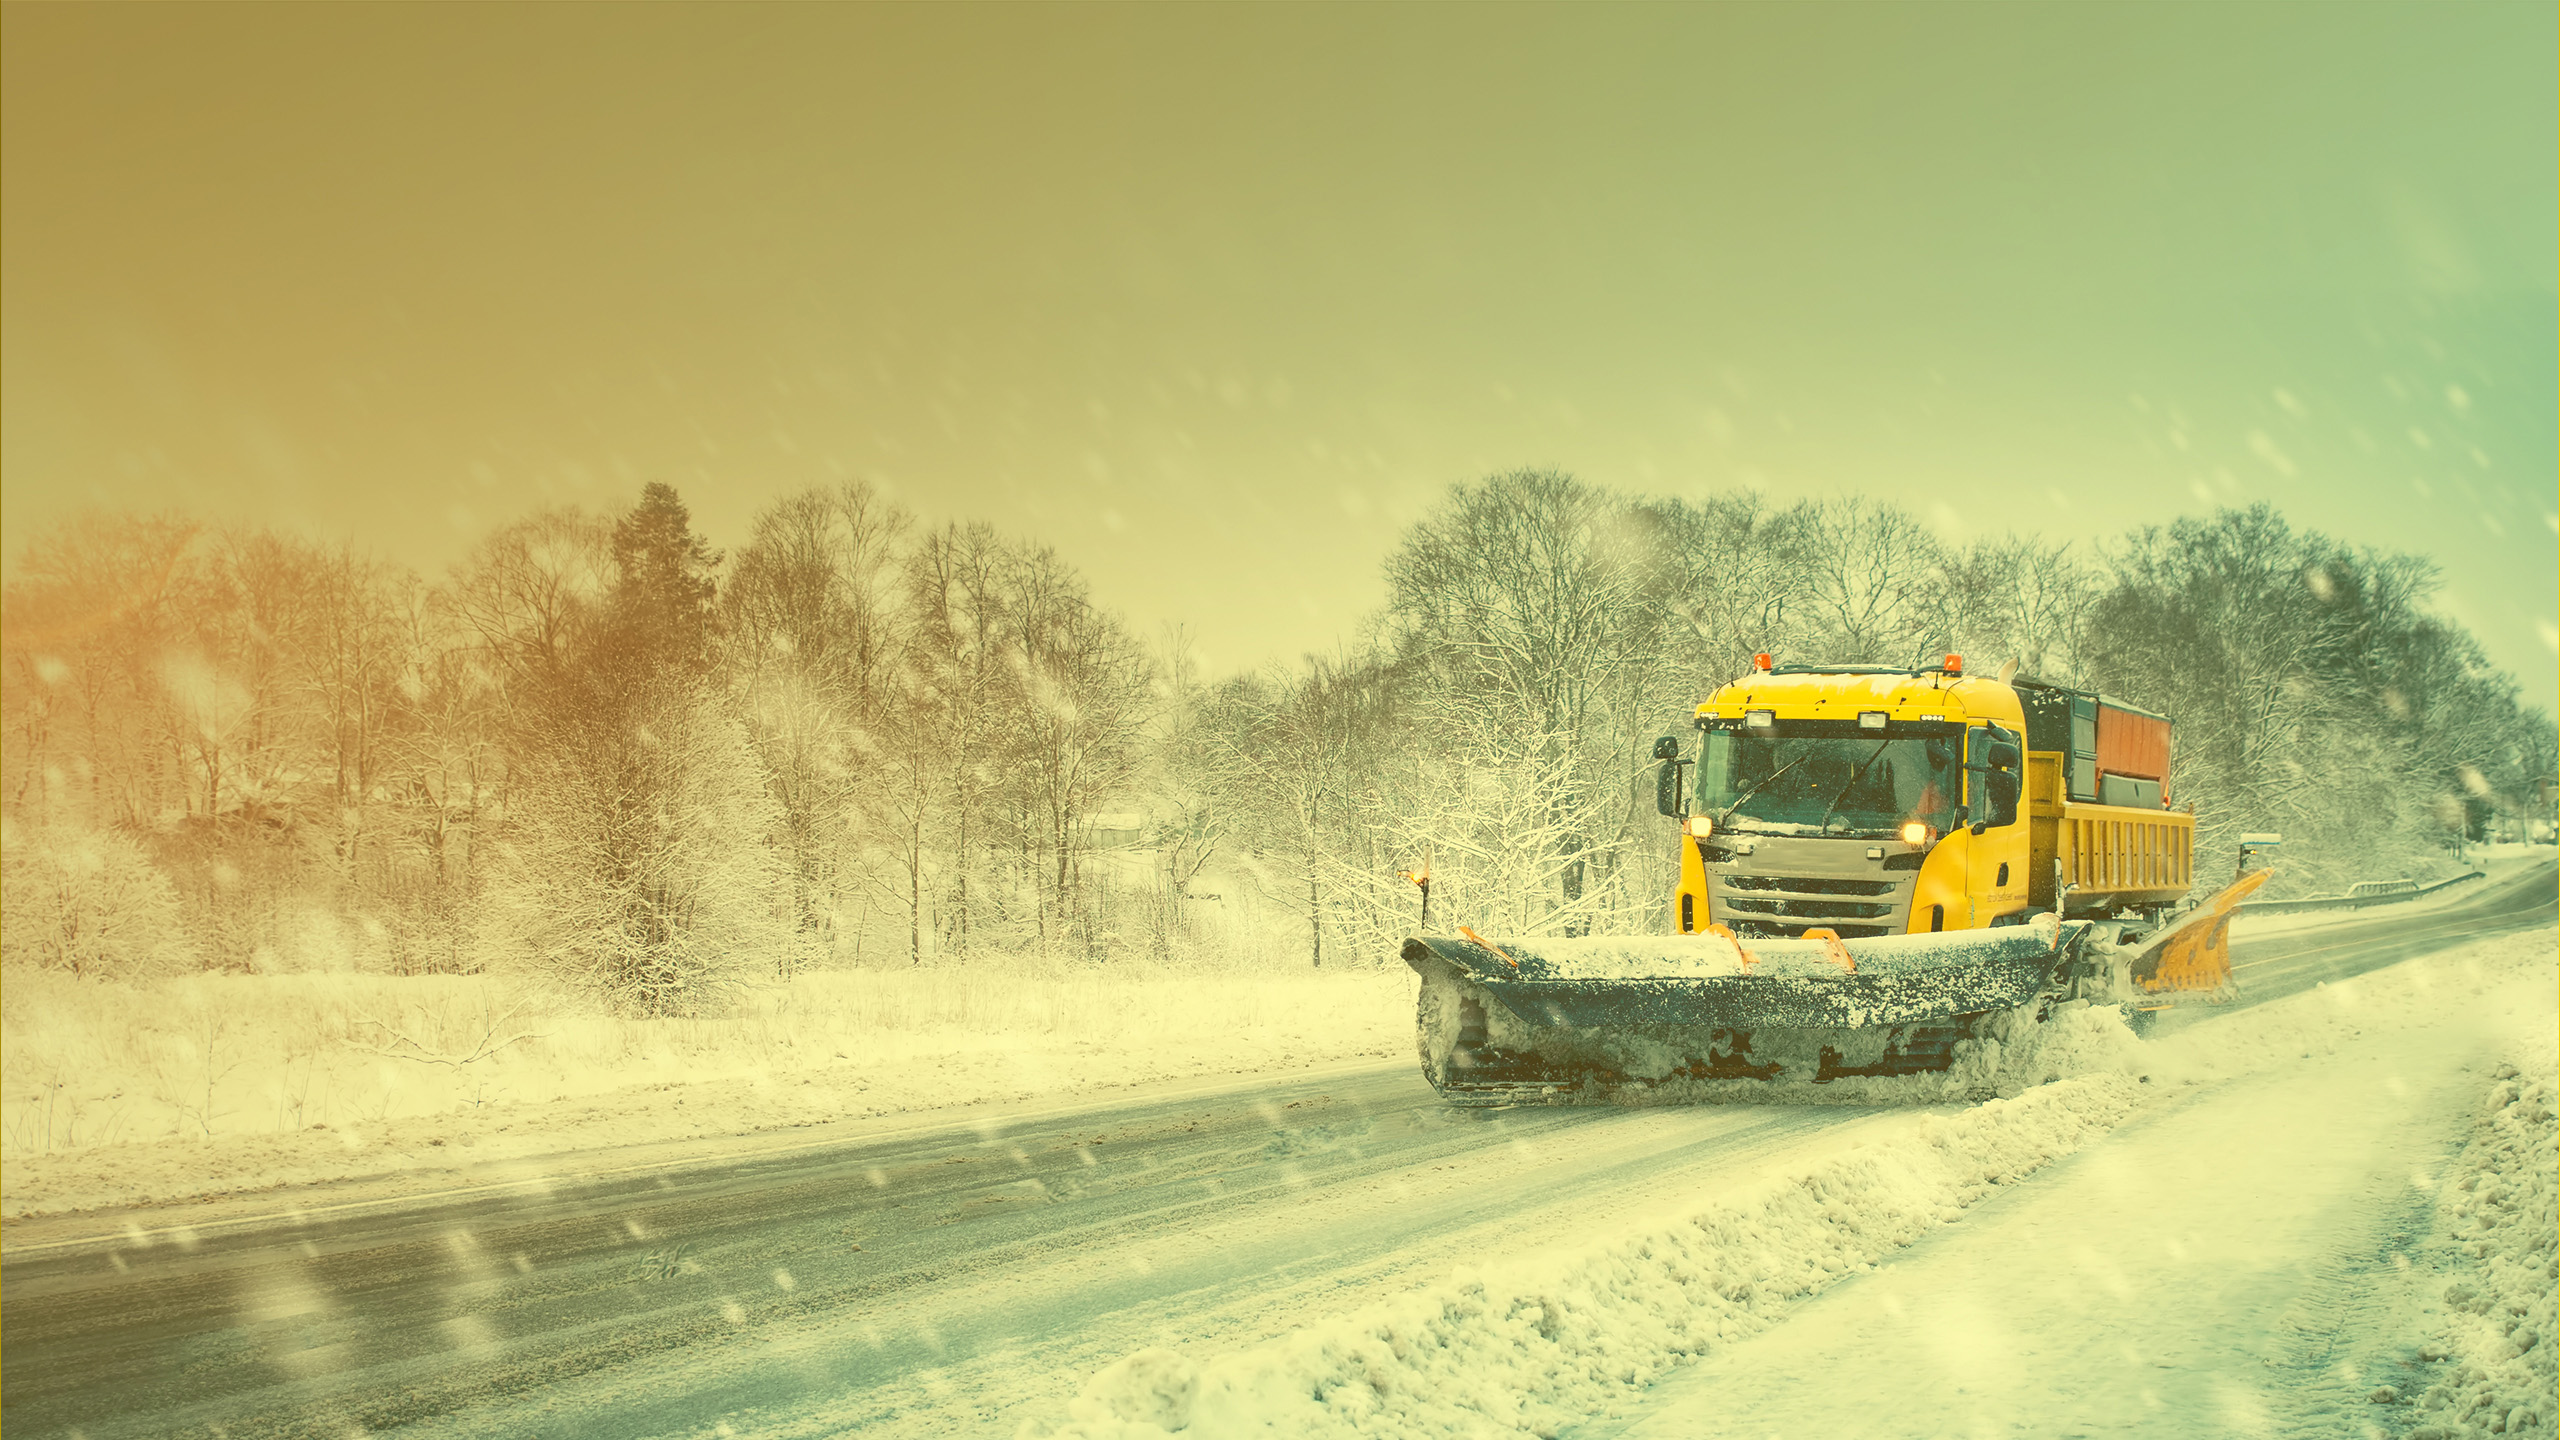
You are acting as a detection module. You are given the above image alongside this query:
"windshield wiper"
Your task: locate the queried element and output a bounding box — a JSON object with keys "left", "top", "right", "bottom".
{"left": 1815, "top": 739, "right": 1895, "bottom": 834}
{"left": 1714, "top": 753, "right": 1816, "bottom": 830}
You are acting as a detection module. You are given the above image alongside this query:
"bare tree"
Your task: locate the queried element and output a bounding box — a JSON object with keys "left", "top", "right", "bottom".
{"left": 904, "top": 523, "right": 1021, "bottom": 955}
{"left": 723, "top": 482, "right": 910, "bottom": 970}
{"left": 1934, "top": 535, "right": 2097, "bottom": 682}
{"left": 1145, "top": 628, "right": 1226, "bottom": 904}
{"left": 1, "top": 512, "right": 205, "bottom": 830}
{"left": 1656, "top": 489, "right": 1813, "bottom": 682}
{"left": 1005, "top": 544, "right": 1155, "bottom": 952}
{"left": 1792, "top": 496, "right": 1943, "bottom": 666}
{"left": 442, "top": 508, "right": 616, "bottom": 709}
{"left": 1216, "top": 653, "right": 1393, "bottom": 966}
{"left": 1384, "top": 470, "right": 1683, "bottom": 934}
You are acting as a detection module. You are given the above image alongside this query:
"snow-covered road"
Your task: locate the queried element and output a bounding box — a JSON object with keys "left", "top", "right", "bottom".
{"left": 1, "top": 1055, "right": 1923, "bottom": 1438}
{"left": 2, "top": 864, "right": 2550, "bottom": 1440}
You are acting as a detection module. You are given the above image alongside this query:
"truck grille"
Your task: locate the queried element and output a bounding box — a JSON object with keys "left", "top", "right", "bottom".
{"left": 1722, "top": 895, "right": 1897, "bottom": 921}
{"left": 1705, "top": 838, "right": 1918, "bottom": 940}
{"left": 1722, "top": 876, "right": 1896, "bottom": 897}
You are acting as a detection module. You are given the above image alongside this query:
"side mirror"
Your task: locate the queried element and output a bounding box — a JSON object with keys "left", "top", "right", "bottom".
{"left": 1986, "top": 767, "right": 2020, "bottom": 828}
{"left": 1653, "top": 736, "right": 1686, "bottom": 818}
{"left": 1967, "top": 725, "right": 2023, "bottom": 830}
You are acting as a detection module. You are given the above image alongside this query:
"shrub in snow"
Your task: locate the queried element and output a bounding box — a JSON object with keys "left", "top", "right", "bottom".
{"left": 484, "top": 685, "right": 793, "bottom": 1017}
{"left": 0, "top": 815, "right": 195, "bottom": 980}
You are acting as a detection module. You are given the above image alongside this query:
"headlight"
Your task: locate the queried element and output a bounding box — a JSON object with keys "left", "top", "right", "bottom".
{"left": 1900, "top": 821, "right": 1932, "bottom": 847}
{"left": 1857, "top": 711, "right": 1887, "bottom": 730}
{"left": 1686, "top": 814, "right": 1716, "bottom": 838}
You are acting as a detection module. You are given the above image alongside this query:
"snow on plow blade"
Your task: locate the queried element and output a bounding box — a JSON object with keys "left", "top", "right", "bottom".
{"left": 1402, "top": 917, "right": 2091, "bottom": 1104}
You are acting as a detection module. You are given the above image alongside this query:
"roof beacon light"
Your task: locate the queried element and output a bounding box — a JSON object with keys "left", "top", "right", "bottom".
{"left": 1744, "top": 708, "right": 1776, "bottom": 729}
{"left": 1857, "top": 710, "right": 1888, "bottom": 731}
{"left": 1942, "top": 654, "right": 1964, "bottom": 675}
{"left": 1753, "top": 652, "right": 1774, "bottom": 671}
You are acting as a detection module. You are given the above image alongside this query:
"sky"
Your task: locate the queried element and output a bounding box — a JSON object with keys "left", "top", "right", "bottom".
{"left": 5, "top": 3, "right": 2554, "bottom": 705}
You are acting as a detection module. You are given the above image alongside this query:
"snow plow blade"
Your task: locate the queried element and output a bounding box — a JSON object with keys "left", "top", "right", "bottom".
{"left": 1403, "top": 917, "right": 2093, "bottom": 1104}
{"left": 2122, "top": 868, "right": 2273, "bottom": 1015}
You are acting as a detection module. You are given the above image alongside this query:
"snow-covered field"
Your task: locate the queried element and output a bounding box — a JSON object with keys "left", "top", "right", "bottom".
{"left": 0, "top": 963, "right": 1414, "bottom": 1218}
{"left": 1022, "top": 925, "right": 2558, "bottom": 1440}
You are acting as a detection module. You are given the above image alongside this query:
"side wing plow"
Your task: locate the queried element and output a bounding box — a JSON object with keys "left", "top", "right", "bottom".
{"left": 2120, "top": 867, "right": 2274, "bottom": 1016}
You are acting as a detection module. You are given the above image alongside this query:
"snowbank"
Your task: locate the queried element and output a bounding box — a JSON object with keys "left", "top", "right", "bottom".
{"left": 1022, "top": 1072, "right": 2149, "bottom": 1439}
{"left": 2403, "top": 1063, "right": 2558, "bottom": 1439}
{"left": 0, "top": 965, "right": 1415, "bottom": 1217}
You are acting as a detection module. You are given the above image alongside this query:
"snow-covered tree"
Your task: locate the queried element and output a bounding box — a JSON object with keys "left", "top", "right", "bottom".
{"left": 485, "top": 680, "right": 790, "bottom": 1014}
{"left": 482, "top": 485, "right": 793, "bottom": 1012}
{"left": 1, "top": 815, "right": 195, "bottom": 980}
{"left": 723, "top": 481, "right": 909, "bottom": 969}
{"left": 1383, "top": 469, "right": 1686, "bottom": 935}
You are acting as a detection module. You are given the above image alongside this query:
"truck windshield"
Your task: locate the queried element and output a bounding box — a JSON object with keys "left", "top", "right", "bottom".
{"left": 1696, "top": 727, "right": 1959, "bottom": 835}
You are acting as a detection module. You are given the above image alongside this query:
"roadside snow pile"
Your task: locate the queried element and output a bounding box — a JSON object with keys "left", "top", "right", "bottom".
{"left": 2404, "top": 1060, "right": 2558, "bottom": 1440}
{"left": 1946, "top": 999, "right": 2152, "bottom": 1097}
{"left": 1019, "top": 1072, "right": 2148, "bottom": 1440}
{"left": 0, "top": 966, "right": 1415, "bottom": 1217}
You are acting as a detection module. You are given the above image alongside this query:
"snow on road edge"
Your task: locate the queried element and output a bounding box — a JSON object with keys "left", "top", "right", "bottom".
{"left": 1020, "top": 926, "right": 2560, "bottom": 1440}
{"left": 2402, "top": 1060, "right": 2558, "bottom": 1439}
{"left": 1022, "top": 1071, "right": 2152, "bottom": 1440}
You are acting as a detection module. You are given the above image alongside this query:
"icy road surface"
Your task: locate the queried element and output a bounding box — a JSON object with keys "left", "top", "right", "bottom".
{"left": 2, "top": 861, "right": 2551, "bottom": 1439}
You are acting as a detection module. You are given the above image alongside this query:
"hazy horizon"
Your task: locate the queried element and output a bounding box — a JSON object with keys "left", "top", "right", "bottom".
{"left": 6, "top": 3, "right": 2554, "bottom": 702}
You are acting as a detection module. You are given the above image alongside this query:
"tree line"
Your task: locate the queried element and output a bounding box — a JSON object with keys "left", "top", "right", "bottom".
{"left": 5, "top": 470, "right": 2549, "bottom": 1009}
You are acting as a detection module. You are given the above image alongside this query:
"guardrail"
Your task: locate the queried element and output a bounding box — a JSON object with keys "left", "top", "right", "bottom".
{"left": 2240, "top": 869, "right": 2486, "bottom": 916}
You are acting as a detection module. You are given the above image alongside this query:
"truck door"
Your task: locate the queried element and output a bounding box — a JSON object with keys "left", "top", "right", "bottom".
{"left": 1967, "top": 723, "right": 2030, "bottom": 922}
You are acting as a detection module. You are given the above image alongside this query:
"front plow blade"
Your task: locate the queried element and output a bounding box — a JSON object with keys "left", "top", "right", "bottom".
{"left": 1403, "top": 918, "right": 2089, "bottom": 1103}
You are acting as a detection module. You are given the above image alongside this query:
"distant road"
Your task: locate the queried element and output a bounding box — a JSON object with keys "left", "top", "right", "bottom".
{"left": 4, "top": 859, "right": 2550, "bottom": 1439}
{"left": 2207, "top": 856, "right": 2556, "bottom": 1014}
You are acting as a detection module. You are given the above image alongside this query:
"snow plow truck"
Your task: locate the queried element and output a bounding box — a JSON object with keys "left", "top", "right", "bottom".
{"left": 1402, "top": 654, "right": 2271, "bottom": 1103}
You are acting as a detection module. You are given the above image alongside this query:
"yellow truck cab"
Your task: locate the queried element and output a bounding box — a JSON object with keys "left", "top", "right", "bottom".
{"left": 1656, "top": 655, "right": 2193, "bottom": 941}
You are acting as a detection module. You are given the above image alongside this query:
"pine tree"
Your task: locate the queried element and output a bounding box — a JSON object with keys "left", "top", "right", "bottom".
{"left": 606, "top": 481, "right": 722, "bottom": 682}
